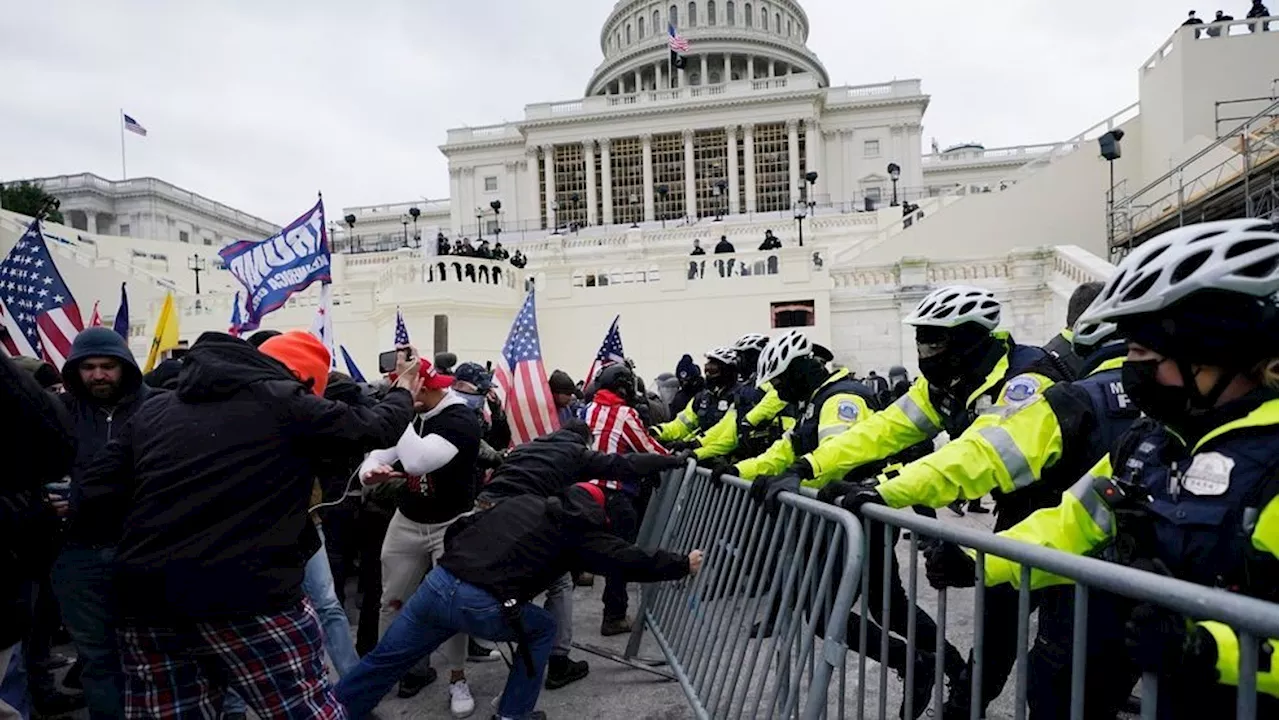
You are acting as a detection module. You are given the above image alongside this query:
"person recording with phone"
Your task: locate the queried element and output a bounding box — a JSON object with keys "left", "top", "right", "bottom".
{"left": 359, "top": 347, "right": 487, "bottom": 716}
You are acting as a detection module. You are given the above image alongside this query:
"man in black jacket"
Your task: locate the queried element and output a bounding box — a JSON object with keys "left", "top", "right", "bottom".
{"left": 477, "top": 422, "right": 684, "bottom": 689}
{"left": 50, "top": 326, "right": 155, "bottom": 719}
{"left": 74, "top": 331, "right": 418, "bottom": 719}
{"left": 1, "top": 352, "right": 72, "bottom": 719}
{"left": 336, "top": 481, "right": 700, "bottom": 720}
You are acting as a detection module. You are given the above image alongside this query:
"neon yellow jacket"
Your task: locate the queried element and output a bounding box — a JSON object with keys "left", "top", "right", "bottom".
{"left": 985, "top": 401, "right": 1280, "bottom": 698}
{"left": 654, "top": 397, "right": 701, "bottom": 442}
{"left": 736, "top": 370, "right": 874, "bottom": 483}
{"left": 693, "top": 384, "right": 791, "bottom": 461}
{"left": 871, "top": 356, "right": 1124, "bottom": 509}
{"left": 799, "top": 346, "right": 1057, "bottom": 490}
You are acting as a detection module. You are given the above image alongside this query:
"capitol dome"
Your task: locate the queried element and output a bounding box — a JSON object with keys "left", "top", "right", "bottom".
{"left": 587, "top": 0, "right": 829, "bottom": 96}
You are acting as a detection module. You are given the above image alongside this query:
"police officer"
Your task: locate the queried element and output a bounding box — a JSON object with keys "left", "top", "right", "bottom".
{"left": 1042, "top": 281, "right": 1105, "bottom": 379}
{"left": 651, "top": 347, "right": 739, "bottom": 448}
{"left": 973, "top": 219, "right": 1279, "bottom": 718}
{"left": 692, "top": 333, "right": 793, "bottom": 463}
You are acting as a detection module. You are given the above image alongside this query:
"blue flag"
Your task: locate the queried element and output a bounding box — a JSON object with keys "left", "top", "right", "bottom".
{"left": 219, "top": 199, "right": 330, "bottom": 332}
{"left": 394, "top": 308, "right": 410, "bottom": 347}
{"left": 111, "top": 283, "right": 129, "bottom": 340}
{"left": 340, "top": 345, "right": 367, "bottom": 383}
{"left": 229, "top": 292, "right": 243, "bottom": 336}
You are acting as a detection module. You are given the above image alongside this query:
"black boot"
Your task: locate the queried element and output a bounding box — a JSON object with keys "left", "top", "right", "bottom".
{"left": 898, "top": 650, "right": 936, "bottom": 720}
{"left": 397, "top": 667, "right": 437, "bottom": 698}
{"left": 600, "top": 616, "right": 632, "bottom": 636}
{"left": 966, "top": 499, "right": 990, "bottom": 514}
{"left": 544, "top": 655, "right": 590, "bottom": 690}
{"left": 947, "top": 499, "right": 966, "bottom": 517}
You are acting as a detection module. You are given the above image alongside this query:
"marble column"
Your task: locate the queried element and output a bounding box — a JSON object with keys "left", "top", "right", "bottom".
{"left": 655, "top": 61, "right": 665, "bottom": 90}
{"left": 744, "top": 124, "right": 757, "bottom": 213}
{"left": 726, "top": 125, "right": 740, "bottom": 214}
{"left": 786, "top": 119, "right": 800, "bottom": 203}
{"left": 634, "top": 69, "right": 642, "bottom": 92}
{"left": 448, "top": 167, "right": 462, "bottom": 233}
{"left": 747, "top": 56, "right": 755, "bottom": 80}
{"left": 541, "top": 145, "right": 556, "bottom": 231}
{"left": 700, "top": 55, "right": 708, "bottom": 85}
{"left": 805, "top": 119, "right": 820, "bottom": 200}
{"left": 600, "top": 138, "right": 614, "bottom": 225}
{"left": 584, "top": 140, "right": 598, "bottom": 226}
{"left": 683, "top": 128, "right": 697, "bottom": 219}
{"left": 641, "top": 133, "right": 655, "bottom": 221}
{"left": 524, "top": 147, "right": 541, "bottom": 230}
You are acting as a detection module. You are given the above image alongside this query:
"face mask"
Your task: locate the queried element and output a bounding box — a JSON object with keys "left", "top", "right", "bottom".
{"left": 918, "top": 353, "right": 963, "bottom": 388}
{"left": 1122, "top": 359, "right": 1195, "bottom": 428}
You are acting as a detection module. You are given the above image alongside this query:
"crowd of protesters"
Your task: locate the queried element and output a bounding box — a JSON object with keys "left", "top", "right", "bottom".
{"left": 436, "top": 233, "right": 528, "bottom": 269}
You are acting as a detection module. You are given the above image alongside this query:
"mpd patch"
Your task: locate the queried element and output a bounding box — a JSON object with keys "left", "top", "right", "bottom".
{"left": 1001, "top": 375, "right": 1041, "bottom": 405}
{"left": 836, "top": 399, "right": 859, "bottom": 422}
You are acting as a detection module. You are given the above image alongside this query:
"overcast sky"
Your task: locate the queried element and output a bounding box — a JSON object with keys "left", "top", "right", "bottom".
{"left": 1, "top": 0, "right": 1188, "bottom": 225}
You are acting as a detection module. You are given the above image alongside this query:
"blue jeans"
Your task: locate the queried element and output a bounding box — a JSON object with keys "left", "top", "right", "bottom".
{"left": 52, "top": 545, "right": 122, "bottom": 720}
{"left": 336, "top": 567, "right": 555, "bottom": 720}
{"left": 1, "top": 642, "right": 31, "bottom": 719}
{"left": 224, "top": 535, "right": 358, "bottom": 716}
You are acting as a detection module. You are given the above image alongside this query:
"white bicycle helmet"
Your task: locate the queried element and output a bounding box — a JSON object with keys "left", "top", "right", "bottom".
{"left": 903, "top": 285, "right": 1001, "bottom": 330}
{"left": 1076, "top": 219, "right": 1279, "bottom": 326}
{"left": 1070, "top": 319, "right": 1119, "bottom": 350}
{"left": 704, "top": 346, "right": 738, "bottom": 366}
{"left": 757, "top": 330, "right": 812, "bottom": 384}
{"left": 734, "top": 333, "right": 770, "bottom": 351}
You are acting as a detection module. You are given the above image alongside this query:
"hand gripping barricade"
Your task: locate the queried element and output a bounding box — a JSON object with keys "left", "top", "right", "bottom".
{"left": 609, "top": 460, "right": 867, "bottom": 720}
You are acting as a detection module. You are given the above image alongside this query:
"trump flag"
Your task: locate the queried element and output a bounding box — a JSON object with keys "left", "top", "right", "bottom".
{"left": 220, "top": 199, "right": 330, "bottom": 332}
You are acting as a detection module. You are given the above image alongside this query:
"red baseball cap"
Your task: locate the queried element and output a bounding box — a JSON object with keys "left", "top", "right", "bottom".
{"left": 417, "top": 357, "right": 455, "bottom": 390}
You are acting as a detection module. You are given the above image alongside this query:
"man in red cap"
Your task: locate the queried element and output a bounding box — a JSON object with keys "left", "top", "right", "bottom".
{"left": 359, "top": 354, "right": 487, "bottom": 714}
{"left": 73, "top": 330, "right": 420, "bottom": 719}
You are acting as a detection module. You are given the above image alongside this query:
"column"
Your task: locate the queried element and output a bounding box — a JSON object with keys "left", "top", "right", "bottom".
{"left": 503, "top": 161, "right": 518, "bottom": 232}
{"left": 726, "top": 125, "right": 740, "bottom": 215}
{"left": 600, "top": 139, "right": 614, "bottom": 225}
{"left": 448, "top": 167, "right": 462, "bottom": 233}
{"left": 634, "top": 69, "right": 642, "bottom": 92}
{"left": 655, "top": 60, "right": 665, "bottom": 90}
{"left": 641, "top": 133, "right": 655, "bottom": 221}
{"left": 541, "top": 144, "right": 556, "bottom": 231}
{"left": 805, "top": 119, "right": 820, "bottom": 199}
{"left": 524, "top": 147, "right": 541, "bottom": 230}
{"left": 838, "top": 129, "right": 853, "bottom": 207}
{"left": 723, "top": 54, "right": 731, "bottom": 82}
{"left": 583, "top": 140, "right": 598, "bottom": 226}
{"left": 678, "top": 65, "right": 687, "bottom": 88}
{"left": 460, "top": 167, "right": 475, "bottom": 235}
{"left": 683, "top": 129, "right": 697, "bottom": 219}
{"left": 747, "top": 56, "right": 755, "bottom": 80}
{"left": 787, "top": 119, "right": 800, "bottom": 203}
{"left": 700, "top": 55, "right": 708, "bottom": 85}
{"left": 744, "top": 124, "right": 757, "bottom": 213}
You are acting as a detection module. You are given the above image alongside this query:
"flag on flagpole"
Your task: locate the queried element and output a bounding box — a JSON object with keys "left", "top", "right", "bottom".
{"left": 492, "top": 289, "right": 559, "bottom": 446}
{"left": 584, "top": 315, "right": 625, "bottom": 386}
{"left": 144, "top": 292, "right": 180, "bottom": 372}
{"left": 88, "top": 301, "right": 103, "bottom": 327}
{"left": 219, "top": 199, "right": 330, "bottom": 332}
{"left": 123, "top": 113, "right": 148, "bottom": 136}
{"left": 0, "top": 218, "right": 84, "bottom": 366}
{"left": 668, "top": 22, "right": 689, "bottom": 80}
{"left": 394, "top": 308, "right": 410, "bottom": 347}
{"left": 309, "top": 283, "right": 337, "bottom": 369}
{"left": 112, "top": 283, "right": 130, "bottom": 340}
{"left": 228, "top": 292, "right": 242, "bottom": 337}
{"left": 340, "top": 345, "right": 367, "bottom": 383}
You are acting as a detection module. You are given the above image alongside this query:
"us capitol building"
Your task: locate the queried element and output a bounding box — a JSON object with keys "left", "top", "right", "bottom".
{"left": 4, "top": 2, "right": 1276, "bottom": 380}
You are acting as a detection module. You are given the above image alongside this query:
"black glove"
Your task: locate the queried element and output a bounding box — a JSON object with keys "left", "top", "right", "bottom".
{"left": 628, "top": 453, "right": 685, "bottom": 477}
{"left": 704, "top": 460, "right": 736, "bottom": 488}
{"left": 839, "top": 486, "right": 886, "bottom": 518}
{"left": 816, "top": 480, "right": 858, "bottom": 506}
{"left": 1124, "top": 603, "right": 1218, "bottom": 681}
{"left": 750, "top": 471, "right": 801, "bottom": 513}
{"left": 923, "top": 542, "right": 976, "bottom": 589}
{"left": 667, "top": 439, "right": 699, "bottom": 452}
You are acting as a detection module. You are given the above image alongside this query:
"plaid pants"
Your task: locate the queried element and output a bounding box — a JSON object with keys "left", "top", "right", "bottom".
{"left": 119, "top": 599, "right": 345, "bottom": 719}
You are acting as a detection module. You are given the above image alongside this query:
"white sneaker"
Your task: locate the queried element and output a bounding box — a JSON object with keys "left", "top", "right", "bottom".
{"left": 449, "top": 679, "right": 475, "bottom": 718}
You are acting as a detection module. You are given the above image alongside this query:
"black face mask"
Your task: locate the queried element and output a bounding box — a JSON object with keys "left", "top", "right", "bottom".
{"left": 1121, "top": 359, "right": 1196, "bottom": 430}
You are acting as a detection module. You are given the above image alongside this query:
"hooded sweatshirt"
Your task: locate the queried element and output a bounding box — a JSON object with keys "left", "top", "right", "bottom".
{"left": 72, "top": 332, "right": 415, "bottom": 621}
{"left": 59, "top": 326, "right": 154, "bottom": 536}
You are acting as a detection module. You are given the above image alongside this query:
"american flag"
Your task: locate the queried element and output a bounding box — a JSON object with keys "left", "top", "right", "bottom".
{"left": 123, "top": 113, "right": 147, "bottom": 136}
{"left": 394, "top": 308, "right": 410, "bottom": 347}
{"left": 309, "top": 283, "right": 337, "bottom": 369}
{"left": 585, "top": 314, "right": 625, "bottom": 388}
{"left": 668, "top": 22, "right": 689, "bottom": 53}
{"left": 493, "top": 289, "right": 559, "bottom": 446}
{"left": 0, "top": 219, "right": 84, "bottom": 367}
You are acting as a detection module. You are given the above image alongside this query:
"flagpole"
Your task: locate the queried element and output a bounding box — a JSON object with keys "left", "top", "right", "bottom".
{"left": 119, "top": 109, "right": 127, "bottom": 179}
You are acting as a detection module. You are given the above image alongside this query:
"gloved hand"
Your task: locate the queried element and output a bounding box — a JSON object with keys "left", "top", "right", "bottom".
{"left": 1124, "top": 603, "right": 1218, "bottom": 681}
{"left": 839, "top": 486, "right": 886, "bottom": 518}
{"left": 749, "top": 471, "right": 801, "bottom": 513}
{"left": 667, "top": 439, "right": 699, "bottom": 452}
{"left": 628, "top": 453, "right": 686, "bottom": 477}
{"left": 704, "top": 460, "right": 737, "bottom": 488}
{"left": 923, "top": 542, "right": 976, "bottom": 589}
{"left": 816, "top": 480, "right": 858, "bottom": 506}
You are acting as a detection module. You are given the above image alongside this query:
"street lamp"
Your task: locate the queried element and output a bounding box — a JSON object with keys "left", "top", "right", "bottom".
{"left": 569, "top": 193, "right": 581, "bottom": 234}
{"left": 551, "top": 200, "right": 560, "bottom": 235}
{"left": 475, "top": 208, "right": 485, "bottom": 240}
{"left": 656, "top": 184, "right": 669, "bottom": 229}
{"left": 409, "top": 206, "right": 421, "bottom": 244}
{"left": 1098, "top": 129, "right": 1125, "bottom": 247}
{"left": 490, "top": 200, "right": 502, "bottom": 246}
{"left": 793, "top": 201, "right": 809, "bottom": 248}
{"left": 714, "top": 179, "right": 728, "bottom": 221}
{"left": 628, "top": 193, "right": 640, "bottom": 228}
{"left": 803, "top": 171, "right": 818, "bottom": 212}
{"left": 344, "top": 213, "right": 357, "bottom": 252}
{"left": 886, "top": 162, "right": 901, "bottom": 207}
{"left": 401, "top": 215, "right": 410, "bottom": 247}
{"left": 187, "top": 254, "right": 206, "bottom": 295}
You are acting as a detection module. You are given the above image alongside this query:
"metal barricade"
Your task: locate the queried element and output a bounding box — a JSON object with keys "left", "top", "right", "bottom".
{"left": 849, "top": 502, "right": 1279, "bottom": 720}
{"left": 620, "top": 463, "right": 867, "bottom": 720}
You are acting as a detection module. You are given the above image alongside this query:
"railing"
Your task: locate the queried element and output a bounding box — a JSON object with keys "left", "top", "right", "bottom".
{"left": 528, "top": 74, "right": 826, "bottom": 119}
{"left": 1143, "top": 16, "right": 1278, "bottom": 74}
{"left": 26, "top": 173, "right": 280, "bottom": 234}
{"left": 922, "top": 143, "right": 1059, "bottom": 166}
{"left": 375, "top": 257, "right": 523, "bottom": 291}
{"left": 342, "top": 198, "right": 450, "bottom": 220}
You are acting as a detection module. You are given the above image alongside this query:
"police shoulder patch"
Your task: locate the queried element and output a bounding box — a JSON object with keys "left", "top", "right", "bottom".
{"left": 836, "top": 399, "right": 860, "bottom": 422}
{"left": 1181, "top": 451, "right": 1235, "bottom": 496}
{"left": 1000, "top": 374, "right": 1042, "bottom": 405}
{"left": 717, "top": 399, "right": 729, "bottom": 411}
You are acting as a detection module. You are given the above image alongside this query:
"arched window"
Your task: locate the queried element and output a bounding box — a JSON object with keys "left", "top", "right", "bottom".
{"left": 688, "top": 1, "right": 697, "bottom": 25}
{"left": 727, "top": 1, "right": 735, "bottom": 24}
{"left": 787, "top": 18, "right": 792, "bottom": 36}
{"left": 653, "top": 9, "right": 661, "bottom": 32}
{"left": 744, "top": 2, "right": 752, "bottom": 26}
{"left": 626, "top": 23, "right": 632, "bottom": 43}
{"left": 638, "top": 15, "right": 645, "bottom": 38}
{"left": 670, "top": 4, "right": 678, "bottom": 26}
{"left": 708, "top": 0, "right": 716, "bottom": 25}
{"left": 760, "top": 6, "right": 768, "bottom": 28}
{"left": 774, "top": 12, "right": 781, "bottom": 32}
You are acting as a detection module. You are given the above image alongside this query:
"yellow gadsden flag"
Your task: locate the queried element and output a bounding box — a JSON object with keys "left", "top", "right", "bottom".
{"left": 143, "top": 292, "right": 180, "bottom": 372}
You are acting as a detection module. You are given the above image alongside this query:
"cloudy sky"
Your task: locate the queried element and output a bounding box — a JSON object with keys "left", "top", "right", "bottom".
{"left": 2, "top": 0, "right": 1186, "bottom": 224}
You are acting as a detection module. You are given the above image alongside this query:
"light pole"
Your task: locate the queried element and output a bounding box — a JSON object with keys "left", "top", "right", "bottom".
{"left": 490, "top": 200, "right": 502, "bottom": 246}
{"left": 187, "top": 254, "right": 206, "bottom": 295}
{"left": 793, "top": 201, "right": 808, "bottom": 248}
{"left": 714, "top": 179, "right": 727, "bottom": 221}
{"left": 656, "top": 184, "right": 669, "bottom": 229}
{"left": 887, "top": 162, "right": 901, "bottom": 207}
{"left": 401, "top": 216, "right": 410, "bottom": 247}
{"left": 803, "top": 170, "right": 818, "bottom": 215}
{"left": 569, "top": 193, "right": 581, "bottom": 233}
{"left": 551, "top": 200, "right": 560, "bottom": 235}
{"left": 628, "top": 193, "right": 639, "bottom": 228}
{"left": 344, "top": 213, "right": 357, "bottom": 252}
{"left": 1098, "top": 129, "right": 1125, "bottom": 248}
{"left": 409, "top": 206, "right": 421, "bottom": 245}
